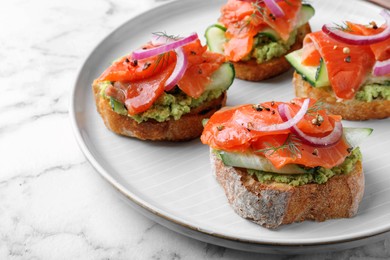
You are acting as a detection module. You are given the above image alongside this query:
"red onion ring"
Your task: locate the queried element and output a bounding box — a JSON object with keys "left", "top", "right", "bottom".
{"left": 278, "top": 104, "right": 343, "bottom": 147}
{"left": 132, "top": 32, "right": 198, "bottom": 60}
{"left": 372, "top": 58, "right": 390, "bottom": 76}
{"left": 164, "top": 47, "right": 188, "bottom": 91}
{"left": 322, "top": 9, "right": 390, "bottom": 45}
{"left": 235, "top": 98, "right": 310, "bottom": 132}
{"left": 264, "top": 0, "right": 285, "bottom": 18}
{"left": 151, "top": 34, "right": 176, "bottom": 46}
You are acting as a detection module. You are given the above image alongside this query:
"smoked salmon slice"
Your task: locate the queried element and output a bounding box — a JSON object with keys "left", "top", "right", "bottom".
{"left": 97, "top": 39, "right": 226, "bottom": 114}
{"left": 219, "top": 0, "right": 302, "bottom": 62}
{"left": 179, "top": 39, "right": 225, "bottom": 98}
{"left": 303, "top": 31, "right": 375, "bottom": 99}
{"left": 201, "top": 98, "right": 350, "bottom": 169}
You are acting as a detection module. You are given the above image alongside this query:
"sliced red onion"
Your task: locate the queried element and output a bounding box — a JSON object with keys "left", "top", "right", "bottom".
{"left": 132, "top": 32, "right": 198, "bottom": 60}
{"left": 151, "top": 34, "right": 174, "bottom": 46}
{"left": 236, "top": 98, "right": 310, "bottom": 132}
{"left": 278, "top": 104, "right": 343, "bottom": 147}
{"left": 164, "top": 47, "right": 188, "bottom": 91}
{"left": 322, "top": 9, "right": 390, "bottom": 45}
{"left": 372, "top": 58, "right": 390, "bottom": 76}
{"left": 264, "top": 0, "right": 285, "bottom": 18}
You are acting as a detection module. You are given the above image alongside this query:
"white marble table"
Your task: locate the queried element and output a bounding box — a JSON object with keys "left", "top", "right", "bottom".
{"left": 2, "top": 0, "right": 390, "bottom": 258}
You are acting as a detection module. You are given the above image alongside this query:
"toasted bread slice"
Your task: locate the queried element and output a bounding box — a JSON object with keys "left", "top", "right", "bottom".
{"left": 233, "top": 23, "right": 312, "bottom": 81}
{"left": 293, "top": 72, "right": 390, "bottom": 121}
{"left": 210, "top": 151, "right": 364, "bottom": 229}
{"left": 92, "top": 83, "right": 227, "bottom": 141}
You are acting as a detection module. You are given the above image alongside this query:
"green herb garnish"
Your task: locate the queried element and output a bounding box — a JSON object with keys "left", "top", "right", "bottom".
{"left": 257, "top": 133, "right": 302, "bottom": 158}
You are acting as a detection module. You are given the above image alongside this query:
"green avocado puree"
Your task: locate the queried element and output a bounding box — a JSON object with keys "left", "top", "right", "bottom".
{"left": 131, "top": 88, "right": 224, "bottom": 123}
{"left": 98, "top": 81, "right": 225, "bottom": 123}
{"left": 247, "top": 30, "right": 297, "bottom": 64}
{"left": 247, "top": 148, "right": 362, "bottom": 186}
{"left": 355, "top": 82, "right": 390, "bottom": 102}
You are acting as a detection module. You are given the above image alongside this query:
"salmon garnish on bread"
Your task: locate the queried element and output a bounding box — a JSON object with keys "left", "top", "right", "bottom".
{"left": 93, "top": 32, "right": 234, "bottom": 141}
{"left": 205, "top": 0, "right": 314, "bottom": 81}
{"left": 201, "top": 98, "right": 372, "bottom": 228}
{"left": 286, "top": 10, "right": 390, "bottom": 120}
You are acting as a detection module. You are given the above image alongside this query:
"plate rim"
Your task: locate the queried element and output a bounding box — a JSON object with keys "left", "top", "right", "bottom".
{"left": 69, "top": 0, "right": 390, "bottom": 251}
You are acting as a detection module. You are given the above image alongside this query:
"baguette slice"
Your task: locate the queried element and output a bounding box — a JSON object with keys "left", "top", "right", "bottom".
{"left": 92, "top": 83, "right": 227, "bottom": 141}
{"left": 211, "top": 151, "right": 364, "bottom": 229}
{"left": 293, "top": 72, "right": 390, "bottom": 120}
{"left": 233, "top": 23, "right": 312, "bottom": 81}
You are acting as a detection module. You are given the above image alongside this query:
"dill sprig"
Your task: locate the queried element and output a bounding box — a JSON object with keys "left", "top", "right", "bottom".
{"left": 329, "top": 22, "right": 353, "bottom": 32}
{"left": 152, "top": 51, "right": 171, "bottom": 73}
{"left": 238, "top": 1, "right": 266, "bottom": 34}
{"left": 239, "top": 0, "right": 295, "bottom": 33}
{"left": 257, "top": 134, "right": 302, "bottom": 158}
{"left": 306, "top": 99, "right": 325, "bottom": 116}
{"left": 152, "top": 31, "right": 180, "bottom": 41}
{"left": 150, "top": 32, "right": 179, "bottom": 72}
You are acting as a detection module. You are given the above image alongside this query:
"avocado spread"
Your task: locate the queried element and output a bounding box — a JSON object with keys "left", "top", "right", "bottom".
{"left": 247, "top": 148, "right": 362, "bottom": 186}
{"left": 355, "top": 82, "right": 390, "bottom": 102}
{"left": 131, "top": 88, "right": 224, "bottom": 123}
{"left": 98, "top": 81, "right": 225, "bottom": 123}
{"left": 248, "top": 30, "right": 297, "bottom": 64}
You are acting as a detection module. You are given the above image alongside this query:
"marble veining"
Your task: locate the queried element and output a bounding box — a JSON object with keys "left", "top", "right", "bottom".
{"left": 1, "top": 0, "right": 389, "bottom": 259}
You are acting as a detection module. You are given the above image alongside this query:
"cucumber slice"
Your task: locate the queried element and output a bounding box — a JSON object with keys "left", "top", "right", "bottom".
{"left": 205, "top": 62, "right": 235, "bottom": 91}
{"left": 285, "top": 49, "right": 329, "bottom": 87}
{"left": 216, "top": 150, "right": 308, "bottom": 174}
{"left": 257, "top": 28, "right": 280, "bottom": 42}
{"left": 109, "top": 97, "right": 127, "bottom": 116}
{"left": 315, "top": 58, "right": 329, "bottom": 85}
{"left": 205, "top": 4, "right": 314, "bottom": 53}
{"left": 205, "top": 24, "right": 226, "bottom": 54}
{"left": 297, "top": 4, "right": 315, "bottom": 27}
{"left": 344, "top": 127, "right": 373, "bottom": 147}
{"left": 216, "top": 127, "right": 372, "bottom": 174}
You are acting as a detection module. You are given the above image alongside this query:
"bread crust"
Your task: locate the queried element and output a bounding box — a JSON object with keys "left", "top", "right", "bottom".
{"left": 93, "top": 83, "right": 227, "bottom": 141}
{"left": 233, "top": 23, "right": 312, "bottom": 81}
{"left": 293, "top": 72, "right": 390, "bottom": 121}
{"left": 211, "top": 151, "right": 365, "bottom": 229}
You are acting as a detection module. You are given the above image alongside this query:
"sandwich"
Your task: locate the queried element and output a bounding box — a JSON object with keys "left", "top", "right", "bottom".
{"left": 93, "top": 32, "right": 234, "bottom": 141}
{"left": 205, "top": 0, "right": 314, "bottom": 81}
{"left": 286, "top": 10, "right": 390, "bottom": 120}
{"left": 201, "top": 98, "right": 372, "bottom": 228}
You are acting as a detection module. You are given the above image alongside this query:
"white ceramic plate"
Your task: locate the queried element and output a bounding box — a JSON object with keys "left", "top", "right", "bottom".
{"left": 70, "top": 0, "right": 390, "bottom": 254}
